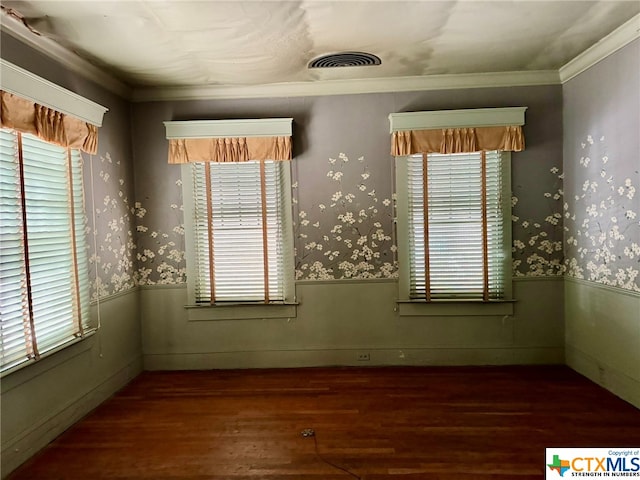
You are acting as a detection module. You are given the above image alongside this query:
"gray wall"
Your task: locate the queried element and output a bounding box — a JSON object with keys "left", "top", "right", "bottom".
{"left": 563, "top": 39, "right": 640, "bottom": 407}
{"left": 0, "top": 32, "right": 142, "bottom": 476}
{"left": 131, "top": 86, "right": 565, "bottom": 283}
{"left": 132, "top": 85, "right": 566, "bottom": 372}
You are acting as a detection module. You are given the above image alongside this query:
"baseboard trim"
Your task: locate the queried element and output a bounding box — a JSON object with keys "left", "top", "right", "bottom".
{"left": 566, "top": 344, "right": 640, "bottom": 409}
{"left": 1, "top": 355, "right": 143, "bottom": 478}
{"left": 143, "top": 347, "right": 564, "bottom": 371}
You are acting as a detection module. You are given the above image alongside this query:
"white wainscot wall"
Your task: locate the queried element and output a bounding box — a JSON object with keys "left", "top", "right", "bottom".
{"left": 565, "top": 277, "right": 640, "bottom": 408}
{"left": 0, "top": 289, "right": 142, "bottom": 477}
{"left": 141, "top": 277, "right": 564, "bottom": 370}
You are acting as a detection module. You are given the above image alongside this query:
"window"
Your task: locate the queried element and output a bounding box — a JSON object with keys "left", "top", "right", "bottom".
{"left": 166, "top": 117, "right": 295, "bottom": 310}
{"left": 183, "top": 160, "right": 294, "bottom": 304}
{"left": 390, "top": 107, "right": 525, "bottom": 306}
{"left": 0, "top": 130, "right": 91, "bottom": 373}
{"left": 397, "top": 151, "right": 512, "bottom": 301}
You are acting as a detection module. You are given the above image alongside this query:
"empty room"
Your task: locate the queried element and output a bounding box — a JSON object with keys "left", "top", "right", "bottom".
{"left": 1, "top": 1, "right": 639, "bottom": 478}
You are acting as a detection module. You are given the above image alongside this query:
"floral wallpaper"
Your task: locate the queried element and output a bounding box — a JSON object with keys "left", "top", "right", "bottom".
{"left": 85, "top": 151, "right": 136, "bottom": 300}
{"left": 511, "top": 166, "right": 565, "bottom": 277}
{"left": 293, "top": 150, "right": 568, "bottom": 282}
{"left": 89, "top": 87, "right": 638, "bottom": 297}
{"left": 293, "top": 153, "right": 397, "bottom": 280}
{"left": 87, "top": 148, "right": 577, "bottom": 298}
{"left": 563, "top": 135, "right": 639, "bottom": 292}
{"left": 132, "top": 178, "right": 186, "bottom": 287}
{"left": 85, "top": 151, "right": 186, "bottom": 301}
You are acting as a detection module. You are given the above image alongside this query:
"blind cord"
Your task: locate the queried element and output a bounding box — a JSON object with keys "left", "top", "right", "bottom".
{"left": 87, "top": 154, "right": 102, "bottom": 338}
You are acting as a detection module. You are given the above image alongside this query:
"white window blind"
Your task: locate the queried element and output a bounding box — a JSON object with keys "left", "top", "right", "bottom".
{"left": 187, "top": 160, "right": 293, "bottom": 303}
{"left": 405, "top": 151, "right": 510, "bottom": 300}
{"left": 0, "top": 130, "right": 91, "bottom": 373}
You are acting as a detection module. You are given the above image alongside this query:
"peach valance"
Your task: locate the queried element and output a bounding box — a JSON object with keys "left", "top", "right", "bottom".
{"left": 391, "top": 125, "right": 524, "bottom": 156}
{"left": 168, "top": 136, "right": 292, "bottom": 164}
{"left": 1, "top": 91, "right": 98, "bottom": 154}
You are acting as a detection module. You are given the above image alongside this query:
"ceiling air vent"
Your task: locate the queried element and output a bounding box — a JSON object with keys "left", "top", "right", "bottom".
{"left": 308, "top": 51, "right": 381, "bottom": 69}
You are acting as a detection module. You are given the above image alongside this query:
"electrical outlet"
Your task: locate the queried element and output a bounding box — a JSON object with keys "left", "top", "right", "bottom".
{"left": 357, "top": 352, "right": 370, "bottom": 361}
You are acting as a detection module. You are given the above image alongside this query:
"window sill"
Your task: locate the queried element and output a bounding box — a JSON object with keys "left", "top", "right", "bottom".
{"left": 397, "top": 300, "right": 515, "bottom": 317}
{"left": 185, "top": 303, "right": 298, "bottom": 322}
{"left": 1, "top": 330, "right": 96, "bottom": 387}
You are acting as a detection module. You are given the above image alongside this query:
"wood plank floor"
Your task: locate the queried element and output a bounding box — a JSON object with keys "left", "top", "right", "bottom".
{"left": 7, "top": 366, "right": 640, "bottom": 479}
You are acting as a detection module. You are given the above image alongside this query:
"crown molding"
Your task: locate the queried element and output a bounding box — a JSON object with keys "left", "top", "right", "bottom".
{"left": 560, "top": 13, "right": 640, "bottom": 84}
{"left": 132, "top": 70, "right": 560, "bottom": 102}
{"left": 0, "top": 9, "right": 132, "bottom": 99}
{"left": 2, "top": 3, "right": 636, "bottom": 102}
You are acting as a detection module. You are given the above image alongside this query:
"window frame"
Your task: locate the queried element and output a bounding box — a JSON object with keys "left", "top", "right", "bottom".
{"left": 165, "top": 117, "right": 296, "bottom": 321}
{"left": 0, "top": 130, "right": 94, "bottom": 376}
{"left": 1, "top": 61, "right": 105, "bottom": 376}
{"left": 389, "top": 108, "right": 524, "bottom": 316}
{"left": 181, "top": 160, "right": 296, "bottom": 320}
{"left": 395, "top": 151, "right": 513, "bottom": 310}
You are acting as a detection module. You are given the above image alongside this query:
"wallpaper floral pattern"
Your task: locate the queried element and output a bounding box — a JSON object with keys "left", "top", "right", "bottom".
{"left": 511, "top": 166, "right": 565, "bottom": 277}
{"left": 86, "top": 151, "right": 185, "bottom": 301}
{"left": 133, "top": 179, "right": 186, "bottom": 287}
{"left": 563, "top": 135, "right": 639, "bottom": 292}
{"left": 293, "top": 153, "right": 397, "bottom": 280}
{"left": 85, "top": 151, "right": 136, "bottom": 301}
{"left": 87, "top": 136, "right": 637, "bottom": 298}
{"left": 293, "top": 151, "right": 568, "bottom": 281}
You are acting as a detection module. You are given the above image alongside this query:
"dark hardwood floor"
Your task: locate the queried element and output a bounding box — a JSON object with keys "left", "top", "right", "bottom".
{"left": 7, "top": 366, "right": 640, "bottom": 479}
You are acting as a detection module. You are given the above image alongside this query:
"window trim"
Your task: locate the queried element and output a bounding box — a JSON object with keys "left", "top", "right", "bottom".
{"left": 0, "top": 131, "right": 93, "bottom": 374}
{"left": 388, "top": 107, "right": 526, "bottom": 132}
{"left": 164, "top": 118, "right": 292, "bottom": 139}
{"left": 1, "top": 59, "right": 107, "bottom": 127}
{"left": 1, "top": 330, "right": 96, "bottom": 380}
{"left": 181, "top": 161, "right": 296, "bottom": 318}
{"left": 396, "top": 300, "right": 514, "bottom": 317}
{"left": 395, "top": 151, "right": 513, "bottom": 307}
{"left": 0, "top": 63, "right": 103, "bottom": 376}
{"left": 185, "top": 303, "right": 297, "bottom": 322}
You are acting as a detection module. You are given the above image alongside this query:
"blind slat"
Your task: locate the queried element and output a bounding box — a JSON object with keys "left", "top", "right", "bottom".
{"left": 406, "top": 151, "right": 507, "bottom": 300}
{"left": 1, "top": 130, "right": 91, "bottom": 373}
{"left": 189, "top": 160, "right": 290, "bottom": 303}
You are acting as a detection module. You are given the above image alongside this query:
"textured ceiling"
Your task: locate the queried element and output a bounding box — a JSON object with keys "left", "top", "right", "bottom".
{"left": 1, "top": 0, "right": 639, "bottom": 88}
